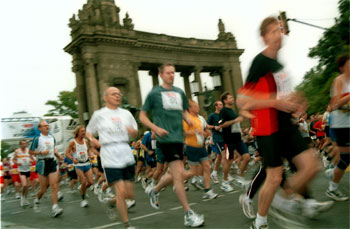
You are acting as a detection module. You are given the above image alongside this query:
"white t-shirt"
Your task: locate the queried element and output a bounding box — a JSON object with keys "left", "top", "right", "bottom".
{"left": 15, "top": 148, "right": 31, "bottom": 172}
{"left": 86, "top": 107, "right": 137, "bottom": 168}
{"left": 30, "top": 134, "right": 56, "bottom": 159}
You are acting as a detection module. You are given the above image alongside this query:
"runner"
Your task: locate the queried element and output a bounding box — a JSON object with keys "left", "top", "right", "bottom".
{"left": 219, "top": 92, "right": 250, "bottom": 192}
{"left": 13, "top": 140, "right": 33, "bottom": 207}
{"left": 183, "top": 99, "right": 217, "bottom": 199}
{"left": 139, "top": 63, "right": 204, "bottom": 227}
{"left": 65, "top": 125, "right": 94, "bottom": 207}
{"left": 325, "top": 54, "right": 350, "bottom": 201}
{"left": 237, "top": 16, "right": 320, "bottom": 229}
{"left": 29, "top": 120, "right": 64, "bottom": 217}
{"left": 206, "top": 101, "right": 225, "bottom": 184}
{"left": 86, "top": 87, "right": 138, "bottom": 229}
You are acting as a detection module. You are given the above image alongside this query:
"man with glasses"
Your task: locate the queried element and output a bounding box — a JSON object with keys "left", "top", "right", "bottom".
{"left": 29, "top": 120, "right": 64, "bottom": 217}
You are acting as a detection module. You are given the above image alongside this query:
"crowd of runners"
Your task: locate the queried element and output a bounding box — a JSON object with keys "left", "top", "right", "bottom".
{"left": 1, "top": 16, "right": 349, "bottom": 229}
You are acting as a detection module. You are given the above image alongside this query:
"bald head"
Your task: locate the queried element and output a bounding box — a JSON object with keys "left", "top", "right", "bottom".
{"left": 104, "top": 87, "right": 123, "bottom": 108}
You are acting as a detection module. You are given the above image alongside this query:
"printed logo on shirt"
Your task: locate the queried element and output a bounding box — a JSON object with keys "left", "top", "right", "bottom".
{"left": 161, "top": 92, "right": 183, "bottom": 110}
{"left": 273, "top": 70, "right": 293, "bottom": 99}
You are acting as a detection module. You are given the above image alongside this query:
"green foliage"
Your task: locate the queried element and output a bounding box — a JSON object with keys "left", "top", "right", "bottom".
{"left": 1, "top": 141, "right": 13, "bottom": 159}
{"left": 44, "top": 88, "right": 78, "bottom": 118}
{"left": 296, "top": 0, "right": 349, "bottom": 114}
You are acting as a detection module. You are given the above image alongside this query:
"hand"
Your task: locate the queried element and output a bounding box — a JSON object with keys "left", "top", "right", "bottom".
{"left": 41, "top": 150, "right": 49, "bottom": 156}
{"left": 234, "top": 116, "right": 244, "bottom": 123}
{"left": 148, "top": 150, "right": 154, "bottom": 156}
{"left": 197, "top": 129, "right": 205, "bottom": 136}
{"left": 73, "top": 158, "right": 79, "bottom": 164}
{"left": 154, "top": 127, "right": 169, "bottom": 137}
{"left": 214, "top": 126, "right": 221, "bottom": 131}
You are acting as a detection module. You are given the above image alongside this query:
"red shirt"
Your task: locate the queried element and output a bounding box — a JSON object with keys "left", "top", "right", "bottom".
{"left": 313, "top": 121, "right": 325, "bottom": 137}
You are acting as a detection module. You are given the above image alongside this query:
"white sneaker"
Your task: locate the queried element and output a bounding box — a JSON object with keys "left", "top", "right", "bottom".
{"left": 98, "top": 189, "right": 104, "bottom": 202}
{"left": 227, "top": 174, "right": 234, "bottom": 182}
{"left": 15, "top": 193, "right": 21, "bottom": 199}
{"left": 33, "top": 199, "right": 40, "bottom": 213}
{"left": 94, "top": 184, "right": 99, "bottom": 195}
{"left": 52, "top": 205, "right": 63, "bottom": 217}
{"left": 80, "top": 199, "right": 88, "bottom": 208}
{"left": 58, "top": 191, "right": 64, "bottom": 201}
{"left": 202, "top": 189, "right": 218, "bottom": 199}
{"left": 184, "top": 209, "right": 204, "bottom": 227}
{"left": 20, "top": 195, "right": 24, "bottom": 207}
{"left": 210, "top": 173, "right": 219, "bottom": 184}
{"left": 220, "top": 182, "right": 233, "bottom": 192}
{"left": 239, "top": 194, "right": 256, "bottom": 219}
{"left": 302, "top": 199, "right": 333, "bottom": 218}
{"left": 126, "top": 199, "right": 136, "bottom": 209}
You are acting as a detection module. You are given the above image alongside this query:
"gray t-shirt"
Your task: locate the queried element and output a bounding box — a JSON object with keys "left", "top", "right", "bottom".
{"left": 142, "top": 85, "right": 188, "bottom": 143}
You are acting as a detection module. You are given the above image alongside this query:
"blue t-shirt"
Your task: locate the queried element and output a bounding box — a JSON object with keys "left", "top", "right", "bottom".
{"left": 207, "top": 112, "right": 224, "bottom": 144}
{"left": 142, "top": 131, "right": 156, "bottom": 163}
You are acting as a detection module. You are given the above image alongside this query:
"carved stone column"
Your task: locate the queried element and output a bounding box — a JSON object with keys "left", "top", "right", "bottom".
{"left": 73, "top": 63, "right": 87, "bottom": 125}
{"left": 84, "top": 58, "right": 100, "bottom": 116}
{"left": 221, "top": 67, "right": 233, "bottom": 94}
{"left": 231, "top": 59, "right": 244, "bottom": 98}
{"left": 194, "top": 67, "right": 206, "bottom": 116}
{"left": 96, "top": 61, "right": 109, "bottom": 106}
{"left": 180, "top": 71, "right": 192, "bottom": 98}
{"left": 129, "top": 62, "right": 142, "bottom": 108}
{"left": 149, "top": 69, "right": 159, "bottom": 87}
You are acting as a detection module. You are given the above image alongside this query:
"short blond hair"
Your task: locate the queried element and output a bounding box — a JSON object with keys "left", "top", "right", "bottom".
{"left": 260, "top": 17, "right": 278, "bottom": 36}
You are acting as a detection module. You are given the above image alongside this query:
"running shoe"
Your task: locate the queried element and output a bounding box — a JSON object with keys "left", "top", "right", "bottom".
{"left": 184, "top": 209, "right": 204, "bottom": 227}
{"left": 145, "top": 187, "right": 160, "bottom": 210}
{"left": 250, "top": 220, "right": 268, "bottom": 229}
{"left": 239, "top": 194, "right": 256, "bottom": 219}
{"left": 80, "top": 199, "right": 88, "bottom": 208}
{"left": 15, "top": 193, "right": 21, "bottom": 199}
{"left": 220, "top": 181, "right": 233, "bottom": 192}
{"left": 141, "top": 177, "right": 148, "bottom": 190}
{"left": 106, "top": 205, "right": 118, "bottom": 220}
{"left": 302, "top": 199, "right": 334, "bottom": 218}
{"left": 126, "top": 199, "right": 136, "bottom": 209}
{"left": 191, "top": 180, "right": 205, "bottom": 190}
{"left": 93, "top": 184, "right": 100, "bottom": 195}
{"left": 326, "top": 188, "right": 349, "bottom": 201}
{"left": 52, "top": 205, "right": 63, "bottom": 217}
{"left": 58, "top": 191, "right": 64, "bottom": 201}
{"left": 33, "top": 199, "right": 40, "bottom": 213}
{"left": 210, "top": 174, "right": 219, "bottom": 184}
{"left": 202, "top": 189, "right": 218, "bottom": 199}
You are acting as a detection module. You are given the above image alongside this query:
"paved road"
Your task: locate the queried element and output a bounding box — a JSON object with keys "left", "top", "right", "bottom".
{"left": 1, "top": 165, "right": 349, "bottom": 229}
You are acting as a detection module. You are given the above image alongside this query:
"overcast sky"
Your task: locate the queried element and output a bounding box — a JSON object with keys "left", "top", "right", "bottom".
{"left": 0, "top": 0, "right": 339, "bottom": 118}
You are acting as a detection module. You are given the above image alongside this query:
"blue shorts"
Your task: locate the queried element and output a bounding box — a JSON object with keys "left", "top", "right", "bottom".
{"left": 212, "top": 142, "right": 225, "bottom": 155}
{"left": 185, "top": 146, "right": 209, "bottom": 165}
{"left": 75, "top": 164, "right": 91, "bottom": 173}
{"left": 104, "top": 165, "right": 135, "bottom": 184}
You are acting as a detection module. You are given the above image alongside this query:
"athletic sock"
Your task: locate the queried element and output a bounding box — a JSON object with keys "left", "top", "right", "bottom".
{"left": 329, "top": 181, "right": 339, "bottom": 191}
{"left": 255, "top": 213, "right": 267, "bottom": 227}
{"left": 212, "top": 170, "right": 217, "bottom": 176}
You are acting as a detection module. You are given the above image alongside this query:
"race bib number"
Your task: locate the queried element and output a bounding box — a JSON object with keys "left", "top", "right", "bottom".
{"left": 11, "top": 168, "right": 18, "bottom": 175}
{"left": 68, "top": 164, "right": 74, "bottom": 172}
{"left": 30, "top": 166, "right": 36, "bottom": 172}
{"left": 273, "top": 71, "right": 293, "bottom": 99}
{"left": 161, "top": 92, "right": 183, "bottom": 110}
{"left": 78, "top": 152, "right": 88, "bottom": 162}
{"left": 151, "top": 140, "right": 157, "bottom": 150}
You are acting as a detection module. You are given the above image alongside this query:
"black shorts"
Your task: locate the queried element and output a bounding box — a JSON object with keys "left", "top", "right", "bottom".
{"left": 68, "top": 170, "right": 77, "bottom": 180}
{"left": 104, "top": 165, "right": 135, "bottom": 184}
{"left": 333, "top": 128, "right": 350, "bottom": 147}
{"left": 256, "top": 126, "right": 308, "bottom": 168}
{"left": 36, "top": 158, "right": 58, "bottom": 176}
{"left": 19, "top": 171, "right": 30, "bottom": 178}
{"left": 97, "top": 156, "right": 104, "bottom": 173}
{"left": 146, "top": 159, "right": 157, "bottom": 168}
{"left": 4, "top": 175, "right": 11, "bottom": 180}
{"left": 224, "top": 141, "right": 248, "bottom": 160}
{"left": 325, "top": 126, "right": 330, "bottom": 137}
{"left": 157, "top": 143, "right": 184, "bottom": 163}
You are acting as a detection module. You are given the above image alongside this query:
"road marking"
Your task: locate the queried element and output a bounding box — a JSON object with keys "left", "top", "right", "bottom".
{"left": 90, "top": 222, "right": 122, "bottom": 229}
{"left": 10, "top": 210, "right": 25, "bottom": 215}
{"left": 169, "top": 202, "right": 196, "bottom": 210}
{"left": 68, "top": 200, "right": 81, "bottom": 204}
{"left": 131, "top": 211, "right": 164, "bottom": 220}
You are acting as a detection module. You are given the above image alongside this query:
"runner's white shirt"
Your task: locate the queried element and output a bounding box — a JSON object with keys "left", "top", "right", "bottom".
{"left": 15, "top": 148, "right": 31, "bottom": 172}
{"left": 86, "top": 107, "right": 137, "bottom": 168}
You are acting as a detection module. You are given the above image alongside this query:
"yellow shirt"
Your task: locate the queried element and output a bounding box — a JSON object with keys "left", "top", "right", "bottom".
{"left": 183, "top": 114, "right": 205, "bottom": 148}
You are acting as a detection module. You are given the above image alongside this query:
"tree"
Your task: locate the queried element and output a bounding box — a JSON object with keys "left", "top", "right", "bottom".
{"left": 296, "top": 0, "right": 349, "bottom": 114}
{"left": 1, "top": 141, "right": 13, "bottom": 159}
{"left": 45, "top": 88, "right": 78, "bottom": 118}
